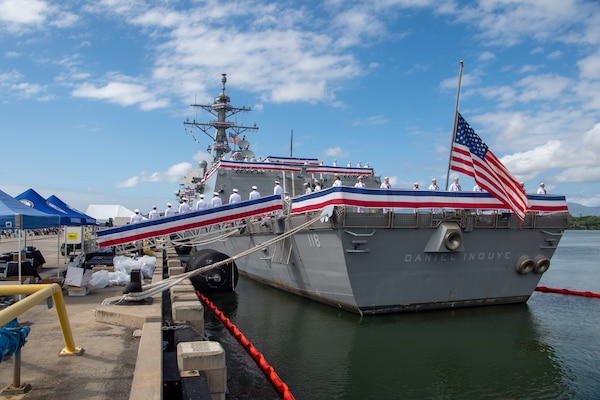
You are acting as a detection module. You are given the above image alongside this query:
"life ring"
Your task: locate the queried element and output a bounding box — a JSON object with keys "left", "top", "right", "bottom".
{"left": 186, "top": 249, "right": 239, "bottom": 292}
{"left": 534, "top": 257, "right": 551, "bottom": 274}
{"left": 516, "top": 256, "right": 535, "bottom": 275}
{"left": 443, "top": 230, "right": 462, "bottom": 252}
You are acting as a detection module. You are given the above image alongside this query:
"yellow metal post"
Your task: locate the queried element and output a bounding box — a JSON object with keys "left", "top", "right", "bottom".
{"left": 0, "top": 284, "right": 84, "bottom": 356}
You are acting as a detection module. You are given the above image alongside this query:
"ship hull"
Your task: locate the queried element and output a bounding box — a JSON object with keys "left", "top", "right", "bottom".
{"left": 194, "top": 210, "right": 567, "bottom": 315}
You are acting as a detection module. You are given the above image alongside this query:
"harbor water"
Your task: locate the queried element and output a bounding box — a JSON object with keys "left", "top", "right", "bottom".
{"left": 205, "top": 230, "right": 600, "bottom": 399}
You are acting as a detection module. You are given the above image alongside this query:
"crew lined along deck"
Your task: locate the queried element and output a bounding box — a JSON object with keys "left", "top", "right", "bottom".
{"left": 97, "top": 187, "right": 568, "bottom": 248}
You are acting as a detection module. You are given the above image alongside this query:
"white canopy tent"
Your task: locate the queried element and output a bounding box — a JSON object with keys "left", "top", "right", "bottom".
{"left": 85, "top": 204, "right": 136, "bottom": 227}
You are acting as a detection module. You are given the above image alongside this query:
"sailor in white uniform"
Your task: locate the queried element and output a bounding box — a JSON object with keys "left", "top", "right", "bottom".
{"left": 196, "top": 194, "right": 208, "bottom": 211}
{"left": 332, "top": 175, "right": 342, "bottom": 187}
{"left": 537, "top": 182, "right": 546, "bottom": 194}
{"left": 354, "top": 176, "right": 366, "bottom": 212}
{"left": 178, "top": 198, "right": 191, "bottom": 214}
{"left": 229, "top": 188, "right": 242, "bottom": 204}
{"left": 429, "top": 178, "right": 440, "bottom": 191}
{"left": 354, "top": 176, "right": 366, "bottom": 188}
{"left": 211, "top": 192, "right": 222, "bottom": 207}
{"left": 449, "top": 177, "right": 462, "bottom": 192}
{"left": 304, "top": 182, "right": 312, "bottom": 194}
{"left": 249, "top": 186, "right": 261, "bottom": 200}
{"left": 380, "top": 177, "right": 391, "bottom": 189}
{"left": 164, "top": 203, "right": 176, "bottom": 217}
{"left": 148, "top": 206, "right": 159, "bottom": 220}
{"left": 274, "top": 181, "right": 283, "bottom": 197}
{"left": 130, "top": 209, "right": 144, "bottom": 224}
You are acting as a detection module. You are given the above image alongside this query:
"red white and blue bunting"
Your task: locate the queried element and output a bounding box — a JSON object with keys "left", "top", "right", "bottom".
{"left": 291, "top": 186, "right": 568, "bottom": 215}
{"left": 97, "top": 195, "right": 282, "bottom": 247}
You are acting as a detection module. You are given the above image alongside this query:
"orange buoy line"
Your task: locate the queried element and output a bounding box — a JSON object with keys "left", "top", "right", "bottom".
{"left": 196, "top": 292, "right": 296, "bottom": 400}
{"left": 535, "top": 286, "right": 600, "bottom": 298}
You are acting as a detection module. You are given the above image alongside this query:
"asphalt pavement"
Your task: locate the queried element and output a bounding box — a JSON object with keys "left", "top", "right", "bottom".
{"left": 0, "top": 234, "right": 140, "bottom": 400}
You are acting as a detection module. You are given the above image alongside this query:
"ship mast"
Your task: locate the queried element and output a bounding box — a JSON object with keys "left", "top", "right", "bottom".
{"left": 184, "top": 74, "right": 258, "bottom": 162}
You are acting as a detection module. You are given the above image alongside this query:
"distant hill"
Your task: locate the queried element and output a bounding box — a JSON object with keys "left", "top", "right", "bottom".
{"left": 568, "top": 202, "right": 600, "bottom": 217}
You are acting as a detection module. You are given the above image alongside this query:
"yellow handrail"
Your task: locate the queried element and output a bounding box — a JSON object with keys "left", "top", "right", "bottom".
{"left": 0, "top": 284, "right": 84, "bottom": 356}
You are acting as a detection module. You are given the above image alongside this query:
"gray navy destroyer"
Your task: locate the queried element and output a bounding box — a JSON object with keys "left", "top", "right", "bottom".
{"left": 172, "top": 74, "right": 571, "bottom": 315}
{"left": 101, "top": 74, "right": 570, "bottom": 316}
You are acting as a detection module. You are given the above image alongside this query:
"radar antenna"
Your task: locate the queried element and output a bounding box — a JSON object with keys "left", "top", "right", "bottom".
{"left": 184, "top": 74, "right": 259, "bottom": 162}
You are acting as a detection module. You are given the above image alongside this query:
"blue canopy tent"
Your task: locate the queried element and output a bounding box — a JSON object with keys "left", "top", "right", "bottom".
{"left": 15, "top": 188, "right": 72, "bottom": 226}
{"left": 0, "top": 189, "right": 60, "bottom": 282}
{"left": 0, "top": 189, "right": 59, "bottom": 230}
{"left": 46, "top": 195, "right": 96, "bottom": 226}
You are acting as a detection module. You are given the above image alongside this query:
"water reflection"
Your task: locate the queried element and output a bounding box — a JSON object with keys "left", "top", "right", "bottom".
{"left": 206, "top": 276, "right": 573, "bottom": 400}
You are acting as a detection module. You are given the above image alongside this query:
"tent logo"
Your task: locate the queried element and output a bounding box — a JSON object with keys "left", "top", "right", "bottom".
{"left": 19, "top": 199, "right": 34, "bottom": 208}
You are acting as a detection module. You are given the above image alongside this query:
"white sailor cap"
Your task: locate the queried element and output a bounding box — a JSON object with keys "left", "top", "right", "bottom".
{"left": 213, "top": 192, "right": 219, "bottom": 196}
{"left": 274, "top": 180, "right": 280, "bottom": 184}
{"left": 233, "top": 188, "right": 238, "bottom": 192}
{"left": 183, "top": 198, "right": 188, "bottom": 201}
{"left": 304, "top": 182, "right": 309, "bottom": 186}
{"left": 252, "top": 186, "right": 257, "bottom": 190}
{"left": 167, "top": 203, "right": 172, "bottom": 207}
{"left": 200, "top": 194, "right": 204, "bottom": 198}
{"left": 134, "top": 209, "right": 140, "bottom": 213}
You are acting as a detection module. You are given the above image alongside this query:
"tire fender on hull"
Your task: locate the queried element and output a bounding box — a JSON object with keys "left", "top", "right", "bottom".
{"left": 516, "top": 256, "right": 535, "bottom": 275}
{"left": 186, "top": 249, "right": 239, "bottom": 292}
{"left": 533, "top": 256, "right": 551, "bottom": 274}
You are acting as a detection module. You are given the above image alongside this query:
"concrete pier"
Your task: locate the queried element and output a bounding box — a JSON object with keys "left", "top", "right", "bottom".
{"left": 0, "top": 235, "right": 204, "bottom": 400}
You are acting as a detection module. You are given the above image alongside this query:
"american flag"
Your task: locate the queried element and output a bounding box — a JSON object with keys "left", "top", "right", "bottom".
{"left": 228, "top": 132, "right": 240, "bottom": 144}
{"left": 450, "top": 113, "right": 529, "bottom": 221}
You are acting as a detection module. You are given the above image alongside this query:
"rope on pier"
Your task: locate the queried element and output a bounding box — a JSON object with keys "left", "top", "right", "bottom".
{"left": 104, "top": 211, "right": 327, "bottom": 304}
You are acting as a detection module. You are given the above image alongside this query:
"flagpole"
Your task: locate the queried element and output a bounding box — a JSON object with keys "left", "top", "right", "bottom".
{"left": 445, "top": 60, "right": 464, "bottom": 190}
{"left": 290, "top": 130, "right": 294, "bottom": 196}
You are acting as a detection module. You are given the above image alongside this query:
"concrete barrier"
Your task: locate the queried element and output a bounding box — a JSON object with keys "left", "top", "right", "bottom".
{"left": 177, "top": 341, "right": 227, "bottom": 399}
{"left": 172, "top": 301, "right": 204, "bottom": 336}
{"left": 171, "top": 292, "right": 200, "bottom": 302}
{"left": 168, "top": 266, "right": 185, "bottom": 276}
{"left": 129, "top": 322, "right": 162, "bottom": 400}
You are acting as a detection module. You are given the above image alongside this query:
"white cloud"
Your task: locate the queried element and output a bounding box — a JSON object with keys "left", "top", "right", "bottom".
{"left": 72, "top": 80, "right": 169, "bottom": 110}
{"left": 352, "top": 115, "right": 388, "bottom": 126}
{"left": 515, "top": 73, "right": 572, "bottom": 103}
{"left": 578, "top": 51, "right": 600, "bottom": 80}
{"left": 0, "top": 0, "right": 78, "bottom": 32}
{"left": 116, "top": 176, "right": 139, "bottom": 188}
{"left": 0, "top": 0, "right": 48, "bottom": 25}
{"left": 324, "top": 146, "right": 347, "bottom": 158}
{"left": 454, "top": 0, "right": 587, "bottom": 47}
{"left": 501, "top": 123, "right": 600, "bottom": 184}
{"left": 141, "top": 162, "right": 193, "bottom": 184}
{"left": 478, "top": 51, "right": 496, "bottom": 62}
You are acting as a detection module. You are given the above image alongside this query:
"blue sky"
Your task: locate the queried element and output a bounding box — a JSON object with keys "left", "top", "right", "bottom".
{"left": 1, "top": 0, "right": 599, "bottom": 214}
